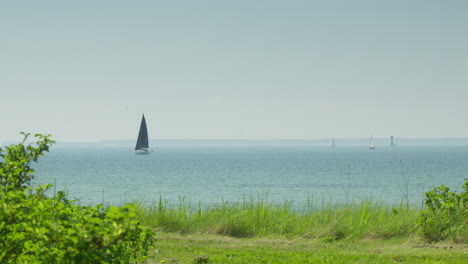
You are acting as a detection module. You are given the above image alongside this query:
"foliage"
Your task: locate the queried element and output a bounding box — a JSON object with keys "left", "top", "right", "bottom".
{"left": 0, "top": 133, "right": 154, "bottom": 263}
{"left": 419, "top": 179, "right": 468, "bottom": 242}
{"left": 0, "top": 132, "right": 53, "bottom": 190}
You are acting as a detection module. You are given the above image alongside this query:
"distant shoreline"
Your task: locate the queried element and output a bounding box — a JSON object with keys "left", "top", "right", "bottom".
{"left": 4, "top": 138, "right": 468, "bottom": 148}
{"left": 43, "top": 138, "right": 468, "bottom": 148}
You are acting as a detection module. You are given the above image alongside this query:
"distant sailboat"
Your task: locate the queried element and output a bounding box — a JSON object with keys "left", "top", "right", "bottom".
{"left": 369, "top": 136, "right": 375, "bottom": 150}
{"left": 391, "top": 136, "right": 396, "bottom": 146}
{"left": 330, "top": 138, "right": 336, "bottom": 147}
{"left": 135, "top": 114, "right": 151, "bottom": 154}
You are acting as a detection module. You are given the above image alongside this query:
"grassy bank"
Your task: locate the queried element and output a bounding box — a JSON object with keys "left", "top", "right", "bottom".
{"left": 134, "top": 199, "right": 467, "bottom": 263}
{"left": 136, "top": 199, "right": 420, "bottom": 240}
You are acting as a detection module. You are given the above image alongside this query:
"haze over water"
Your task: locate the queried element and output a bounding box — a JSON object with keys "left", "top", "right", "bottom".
{"left": 33, "top": 144, "right": 467, "bottom": 208}
{"left": 3, "top": 1, "right": 468, "bottom": 209}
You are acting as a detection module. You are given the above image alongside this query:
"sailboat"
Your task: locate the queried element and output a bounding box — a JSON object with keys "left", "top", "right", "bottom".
{"left": 368, "top": 136, "right": 375, "bottom": 150}
{"left": 135, "top": 114, "right": 151, "bottom": 154}
{"left": 390, "top": 136, "right": 396, "bottom": 146}
{"left": 330, "top": 138, "right": 336, "bottom": 147}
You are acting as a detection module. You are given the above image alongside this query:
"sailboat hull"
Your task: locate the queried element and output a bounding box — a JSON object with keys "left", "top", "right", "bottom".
{"left": 135, "top": 149, "right": 151, "bottom": 154}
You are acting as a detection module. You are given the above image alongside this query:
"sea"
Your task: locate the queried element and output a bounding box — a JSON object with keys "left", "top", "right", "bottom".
{"left": 32, "top": 144, "right": 468, "bottom": 208}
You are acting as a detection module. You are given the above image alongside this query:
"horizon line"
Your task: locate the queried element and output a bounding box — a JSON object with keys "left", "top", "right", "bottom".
{"left": 3, "top": 137, "right": 468, "bottom": 144}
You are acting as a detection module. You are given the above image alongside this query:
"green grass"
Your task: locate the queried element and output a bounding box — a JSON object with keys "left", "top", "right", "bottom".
{"left": 136, "top": 197, "right": 420, "bottom": 240}
{"left": 134, "top": 197, "right": 467, "bottom": 263}
{"left": 149, "top": 233, "right": 467, "bottom": 264}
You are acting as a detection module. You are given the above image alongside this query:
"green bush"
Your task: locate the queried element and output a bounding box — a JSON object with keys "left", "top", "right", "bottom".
{"left": 0, "top": 133, "right": 154, "bottom": 263}
{"left": 419, "top": 179, "right": 468, "bottom": 242}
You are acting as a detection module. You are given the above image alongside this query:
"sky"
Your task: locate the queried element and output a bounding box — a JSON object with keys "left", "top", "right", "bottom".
{"left": 1, "top": 0, "right": 468, "bottom": 142}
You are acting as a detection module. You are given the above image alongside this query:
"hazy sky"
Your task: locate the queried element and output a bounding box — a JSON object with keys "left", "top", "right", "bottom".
{"left": 1, "top": 0, "right": 467, "bottom": 142}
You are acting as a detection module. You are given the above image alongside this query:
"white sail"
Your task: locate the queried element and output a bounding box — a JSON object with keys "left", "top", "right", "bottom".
{"left": 369, "top": 136, "right": 375, "bottom": 149}
{"left": 330, "top": 138, "right": 336, "bottom": 147}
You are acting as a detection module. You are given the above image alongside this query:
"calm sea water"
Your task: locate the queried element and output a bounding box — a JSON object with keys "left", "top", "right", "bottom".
{"left": 33, "top": 146, "right": 468, "bottom": 207}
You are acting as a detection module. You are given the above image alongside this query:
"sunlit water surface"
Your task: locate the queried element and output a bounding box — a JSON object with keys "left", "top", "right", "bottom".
{"left": 33, "top": 146, "right": 468, "bottom": 207}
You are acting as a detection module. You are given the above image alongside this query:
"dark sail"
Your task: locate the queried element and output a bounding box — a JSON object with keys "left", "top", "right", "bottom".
{"left": 135, "top": 114, "right": 149, "bottom": 150}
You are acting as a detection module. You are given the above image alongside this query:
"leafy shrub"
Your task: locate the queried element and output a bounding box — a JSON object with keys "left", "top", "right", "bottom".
{"left": 419, "top": 179, "right": 468, "bottom": 242}
{"left": 0, "top": 133, "right": 154, "bottom": 263}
